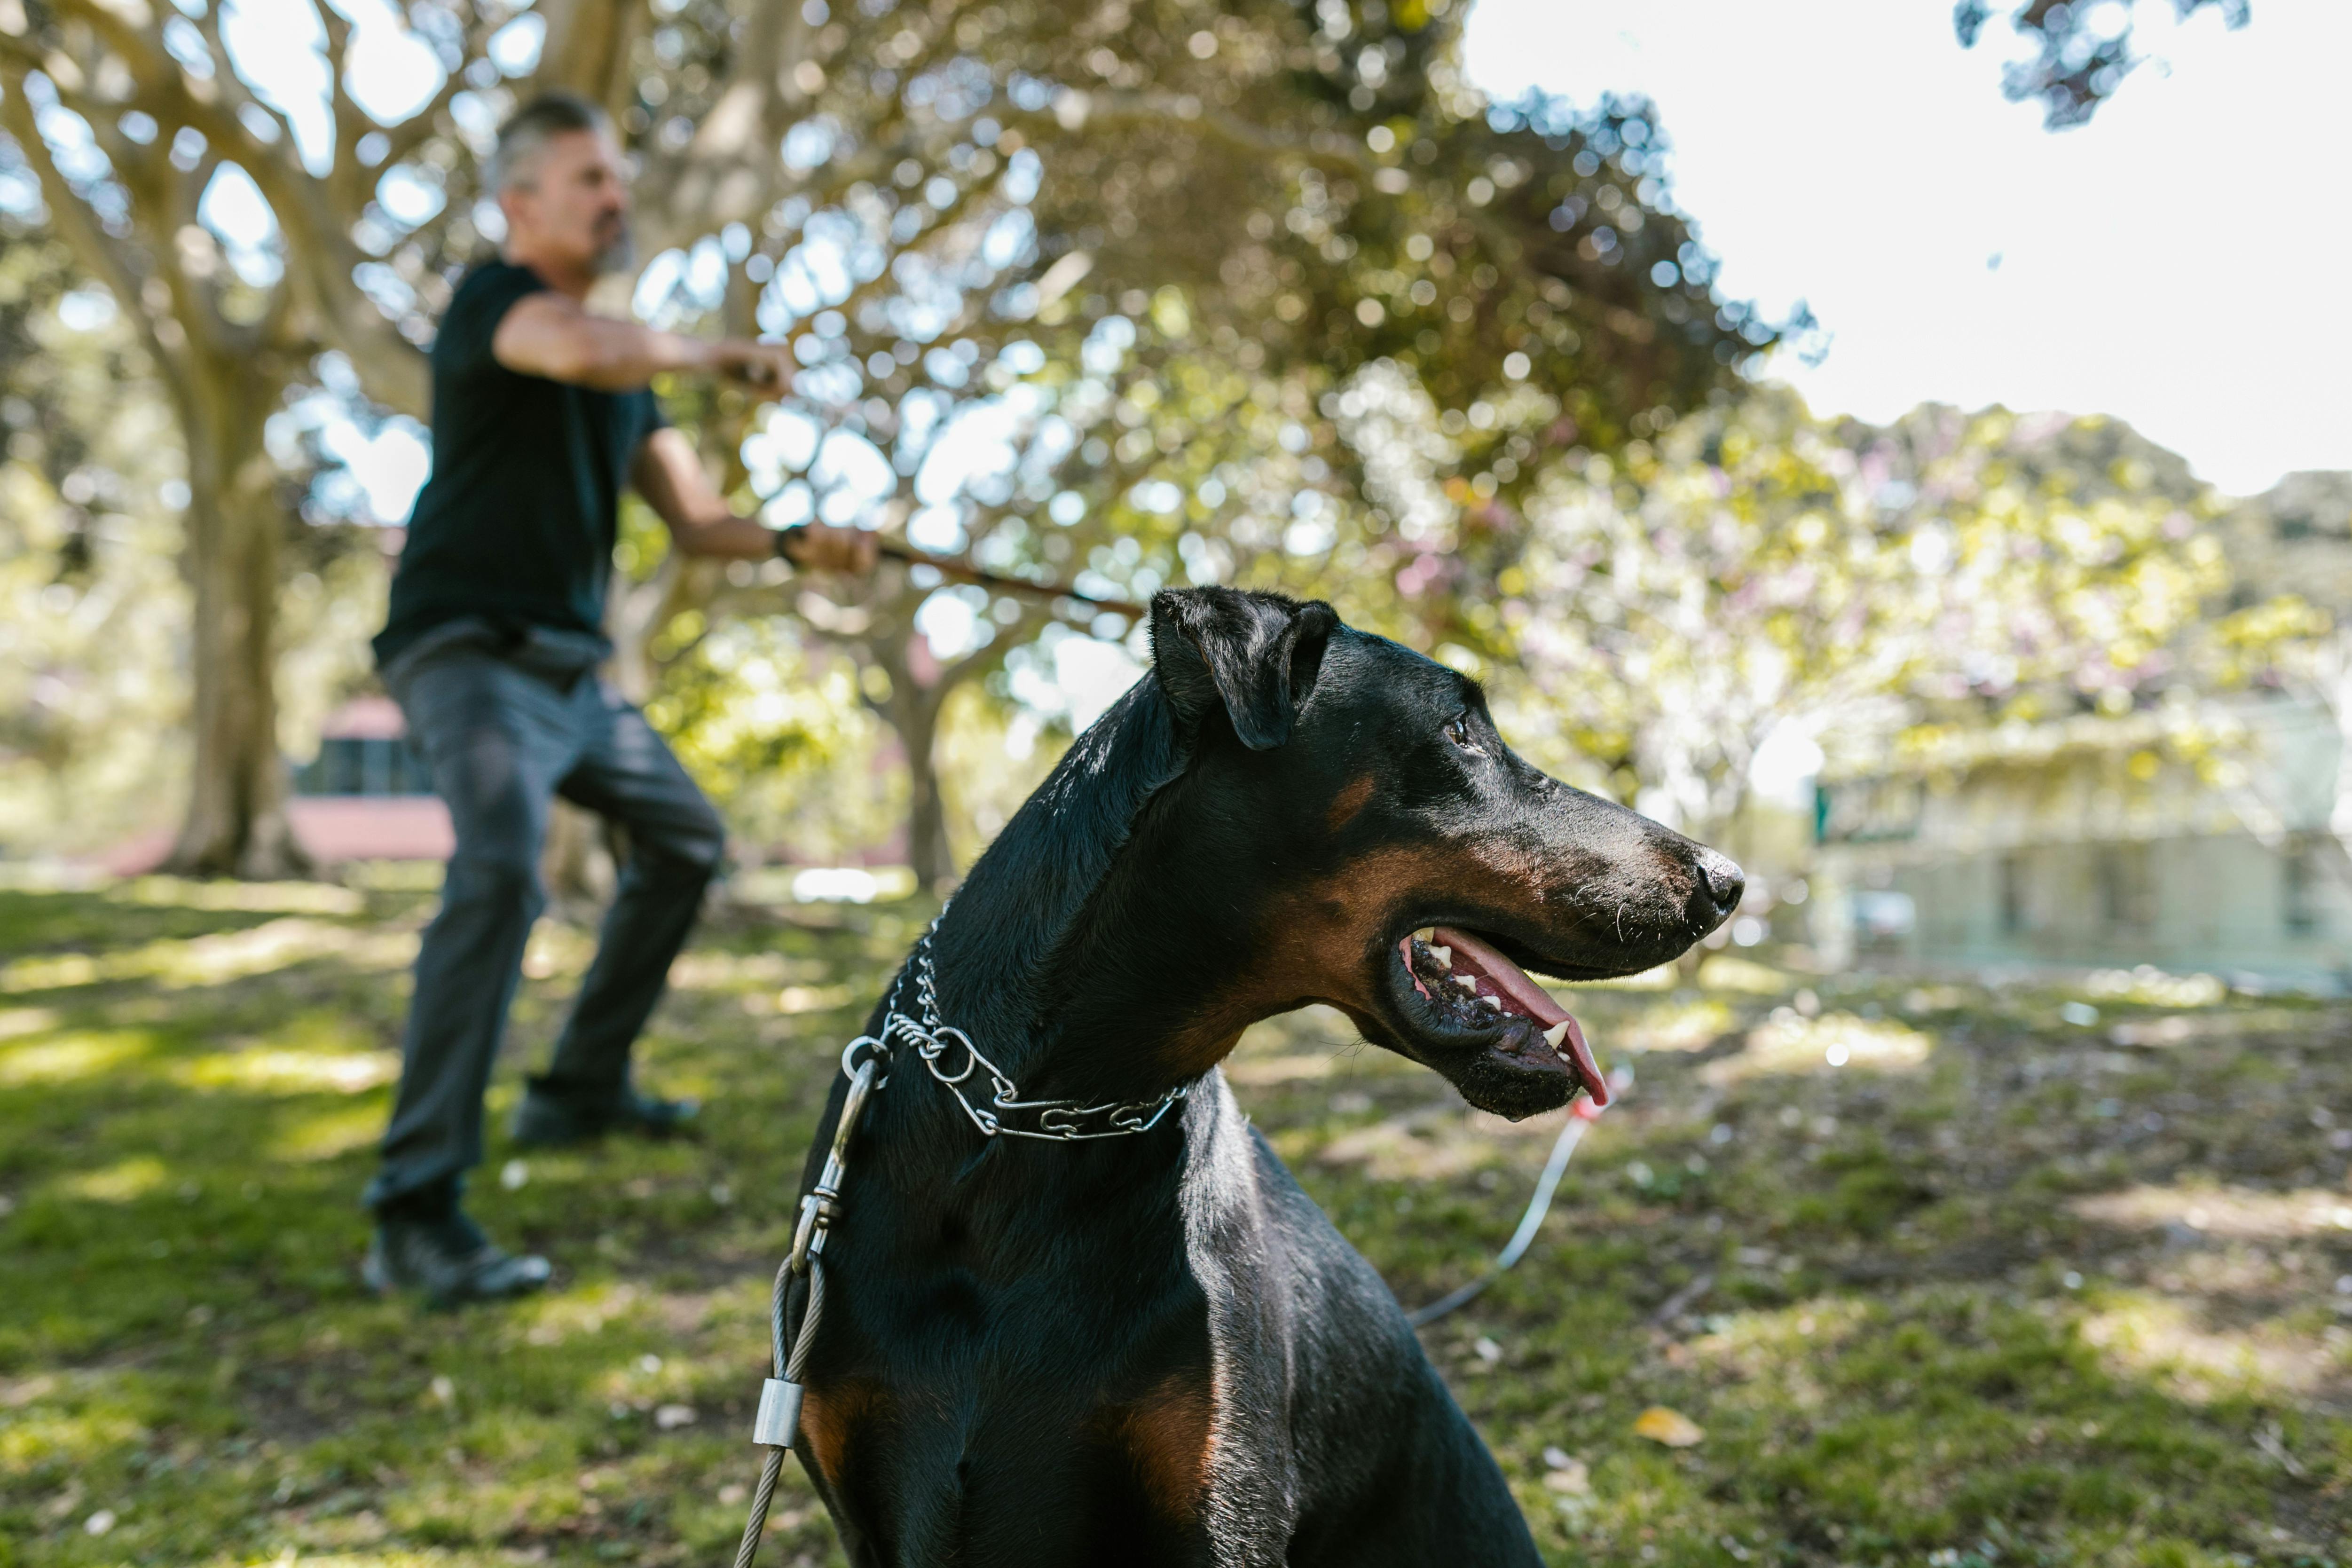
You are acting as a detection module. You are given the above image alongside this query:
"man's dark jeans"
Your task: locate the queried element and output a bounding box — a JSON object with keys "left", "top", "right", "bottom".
{"left": 364, "top": 635, "right": 725, "bottom": 1214}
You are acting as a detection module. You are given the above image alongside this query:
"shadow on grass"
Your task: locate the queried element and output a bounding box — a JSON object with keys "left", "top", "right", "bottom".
{"left": 0, "top": 886, "right": 2346, "bottom": 1567}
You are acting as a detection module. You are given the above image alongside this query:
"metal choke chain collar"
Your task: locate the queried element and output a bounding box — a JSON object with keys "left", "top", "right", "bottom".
{"left": 862, "top": 920, "right": 1193, "bottom": 1141}
{"left": 727, "top": 910, "right": 1193, "bottom": 1567}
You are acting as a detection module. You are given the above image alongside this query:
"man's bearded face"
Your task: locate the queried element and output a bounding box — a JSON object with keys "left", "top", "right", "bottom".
{"left": 507, "top": 129, "right": 633, "bottom": 277}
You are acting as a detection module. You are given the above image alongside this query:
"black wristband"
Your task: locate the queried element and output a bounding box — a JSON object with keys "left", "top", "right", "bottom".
{"left": 772, "top": 524, "right": 808, "bottom": 563}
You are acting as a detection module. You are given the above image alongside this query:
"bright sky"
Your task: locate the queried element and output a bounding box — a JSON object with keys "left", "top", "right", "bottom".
{"left": 1460, "top": 0, "right": 2352, "bottom": 497}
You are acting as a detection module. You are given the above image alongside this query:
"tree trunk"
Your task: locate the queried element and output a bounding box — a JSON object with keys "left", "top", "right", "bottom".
{"left": 861, "top": 621, "right": 960, "bottom": 893}
{"left": 161, "top": 435, "right": 312, "bottom": 880}
{"left": 897, "top": 693, "right": 955, "bottom": 893}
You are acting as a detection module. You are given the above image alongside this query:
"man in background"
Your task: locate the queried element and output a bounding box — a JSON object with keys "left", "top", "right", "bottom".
{"left": 364, "top": 92, "right": 876, "bottom": 1304}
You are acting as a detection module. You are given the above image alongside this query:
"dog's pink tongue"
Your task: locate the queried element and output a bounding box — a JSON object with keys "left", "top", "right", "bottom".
{"left": 1432, "top": 926, "right": 1610, "bottom": 1109}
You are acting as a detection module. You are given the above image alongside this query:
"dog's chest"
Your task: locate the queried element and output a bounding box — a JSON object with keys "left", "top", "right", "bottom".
{"left": 804, "top": 1166, "right": 1232, "bottom": 1561}
{"left": 801, "top": 1342, "right": 1221, "bottom": 1563}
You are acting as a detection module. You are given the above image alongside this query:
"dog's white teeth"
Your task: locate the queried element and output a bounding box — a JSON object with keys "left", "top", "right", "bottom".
{"left": 1453, "top": 974, "right": 1480, "bottom": 993}
{"left": 1543, "top": 1021, "right": 1570, "bottom": 1053}
{"left": 1413, "top": 927, "right": 1436, "bottom": 945}
{"left": 1429, "top": 945, "right": 1453, "bottom": 970}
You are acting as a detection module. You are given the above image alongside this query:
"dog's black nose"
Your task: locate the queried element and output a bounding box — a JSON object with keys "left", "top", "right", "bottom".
{"left": 1696, "top": 850, "right": 1745, "bottom": 915}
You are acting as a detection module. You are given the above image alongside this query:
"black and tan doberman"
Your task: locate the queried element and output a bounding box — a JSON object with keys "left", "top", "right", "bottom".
{"left": 787, "top": 587, "right": 1742, "bottom": 1566}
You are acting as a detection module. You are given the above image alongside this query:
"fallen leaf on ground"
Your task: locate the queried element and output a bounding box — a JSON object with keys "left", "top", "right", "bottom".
{"left": 1634, "top": 1405, "right": 1705, "bottom": 1447}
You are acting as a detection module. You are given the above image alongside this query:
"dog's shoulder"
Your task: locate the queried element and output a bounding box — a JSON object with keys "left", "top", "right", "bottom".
{"left": 1175, "top": 1074, "right": 1467, "bottom": 1566}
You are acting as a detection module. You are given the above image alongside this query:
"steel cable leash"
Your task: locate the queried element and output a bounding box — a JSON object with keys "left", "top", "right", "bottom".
{"left": 729, "top": 914, "right": 938, "bottom": 1568}
{"left": 1406, "top": 1058, "right": 1629, "bottom": 1329}
{"left": 728, "top": 1037, "right": 879, "bottom": 1568}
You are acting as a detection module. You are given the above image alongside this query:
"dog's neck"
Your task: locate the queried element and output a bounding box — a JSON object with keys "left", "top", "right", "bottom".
{"left": 900, "top": 678, "right": 1266, "bottom": 1115}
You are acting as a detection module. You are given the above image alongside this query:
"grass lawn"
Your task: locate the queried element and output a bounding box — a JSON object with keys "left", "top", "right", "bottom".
{"left": 1, "top": 872, "right": 2348, "bottom": 1566}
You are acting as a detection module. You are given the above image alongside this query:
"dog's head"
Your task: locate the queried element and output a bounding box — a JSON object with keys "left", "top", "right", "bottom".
{"left": 1127, "top": 586, "right": 1741, "bottom": 1120}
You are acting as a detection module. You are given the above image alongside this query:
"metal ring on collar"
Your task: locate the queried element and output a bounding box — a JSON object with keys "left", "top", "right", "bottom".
{"left": 920, "top": 1026, "right": 983, "bottom": 1085}
{"left": 840, "top": 1036, "right": 891, "bottom": 1084}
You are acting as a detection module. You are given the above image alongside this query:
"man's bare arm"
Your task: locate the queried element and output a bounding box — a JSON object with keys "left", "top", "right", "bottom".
{"left": 631, "top": 428, "right": 878, "bottom": 572}
{"left": 493, "top": 293, "right": 794, "bottom": 393}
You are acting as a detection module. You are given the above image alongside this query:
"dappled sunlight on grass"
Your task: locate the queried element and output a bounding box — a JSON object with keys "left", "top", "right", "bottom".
{"left": 0, "top": 918, "right": 417, "bottom": 995}
{"left": 770, "top": 982, "right": 857, "bottom": 1016}
{"left": 56, "top": 1156, "right": 171, "bottom": 1203}
{"left": 1704, "top": 1010, "right": 1936, "bottom": 1085}
{"left": 2073, "top": 1183, "right": 2352, "bottom": 1241}
{"left": 665, "top": 948, "right": 822, "bottom": 991}
{"left": 2, "top": 883, "right": 2347, "bottom": 1566}
{"left": 108, "top": 876, "right": 367, "bottom": 917}
{"left": 175, "top": 1048, "right": 400, "bottom": 1096}
{"left": 0, "top": 1027, "right": 151, "bottom": 1086}
{"left": 0, "top": 1007, "right": 58, "bottom": 1040}
{"left": 1310, "top": 1102, "right": 1580, "bottom": 1182}
{"left": 2078, "top": 1287, "right": 2346, "bottom": 1402}
{"left": 2081, "top": 967, "right": 2231, "bottom": 1009}
{"left": 519, "top": 1284, "right": 648, "bottom": 1348}
{"left": 518, "top": 925, "right": 594, "bottom": 983}
{"left": 1692, "top": 1295, "right": 1879, "bottom": 1392}
{"left": 2108, "top": 1006, "right": 2338, "bottom": 1047}
{"left": 1612, "top": 995, "right": 1737, "bottom": 1053}
{"left": 0, "top": 1383, "right": 149, "bottom": 1470}
{"left": 268, "top": 1103, "right": 391, "bottom": 1164}
{"left": 1693, "top": 955, "right": 1793, "bottom": 995}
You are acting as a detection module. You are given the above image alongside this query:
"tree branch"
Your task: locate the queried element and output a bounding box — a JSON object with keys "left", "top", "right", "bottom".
{"left": 376, "top": 58, "right": 468, "bottom": 170}
{"left": 529, "top": 0, "right": 648, "bottom": 115}
{"left": 24, "top": 40, "right": 254, "bottom": 366}
{"left": 0, "top": 66, "right": 216, "bottom": 425}
{"left": 189, "top": 0, "right": 304, "bottom": 163}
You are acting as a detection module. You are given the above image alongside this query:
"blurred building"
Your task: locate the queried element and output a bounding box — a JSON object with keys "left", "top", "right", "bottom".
{"left": 285, "top": 697, "right": 452, "bottom": 863}
{"left": 1814, "top": 473, "right": 2352, "bottom": 990}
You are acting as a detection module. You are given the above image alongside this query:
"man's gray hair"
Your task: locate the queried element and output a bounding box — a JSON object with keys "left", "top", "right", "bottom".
{"left": 485, "top": 93, "right": 610, "bottom": 195}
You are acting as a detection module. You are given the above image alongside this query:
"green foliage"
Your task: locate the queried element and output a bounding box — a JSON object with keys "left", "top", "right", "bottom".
{"left": 1487, "top": 388, "right": 1912, "bottom": 822}
{"left": 1408, "top": 388, "right": 2316, "bottom": 849}
{"left": 0, "top": 231, "right": 413, "bottom": 859}
{"left": 641, "top": 616, "right": 904, "bottom": 862}
{"left": 616, "top": 0, "right": 1766, "bottom": 834}
{"left": 0, "top": 236, "right": 190, "bottom": 853}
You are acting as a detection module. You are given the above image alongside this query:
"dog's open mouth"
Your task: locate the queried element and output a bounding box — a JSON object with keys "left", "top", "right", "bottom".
{"left": 1395, "top": 926, "right": 1610, "bottom": 1110}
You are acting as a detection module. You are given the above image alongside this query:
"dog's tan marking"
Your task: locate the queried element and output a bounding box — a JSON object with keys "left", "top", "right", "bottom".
{"left": 1114, "top": 1371, "right": 1215, "bottom": 1520}
{"left": 797, "top": 1378, "right": 880, "bottom": 1488}
{"left": 1325, "top": 772, "right": 1377, "bottom": 831}
{"left": 1154, "top": 840, "right": 1589, "bottom": 1078}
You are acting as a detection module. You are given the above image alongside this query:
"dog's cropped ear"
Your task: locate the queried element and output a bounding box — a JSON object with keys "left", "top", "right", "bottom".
{"left": 1150, "top": 588, "right": 1338, "bottom": 750}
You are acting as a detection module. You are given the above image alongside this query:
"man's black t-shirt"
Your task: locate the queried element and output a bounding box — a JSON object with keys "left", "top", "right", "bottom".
{"left": 374, "top": 260, "right": 666, "bottom": 668}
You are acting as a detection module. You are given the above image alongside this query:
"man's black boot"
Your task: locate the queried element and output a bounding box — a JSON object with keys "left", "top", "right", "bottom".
{"left": 509, "top": 1077, "right": 700, "bottom": 1150}
{"left": 363, "top": 1204, "right": 551, "bottom": 1307}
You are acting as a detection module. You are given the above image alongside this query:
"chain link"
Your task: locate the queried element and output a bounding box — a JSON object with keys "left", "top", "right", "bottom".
{"left": 851, "top": 911, "right": 1192, "bottom": 1142}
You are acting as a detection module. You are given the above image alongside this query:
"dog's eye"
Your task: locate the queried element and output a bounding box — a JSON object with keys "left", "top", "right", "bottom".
{"left": 1444, "top": 714, "right": 1485, "bottom": 756}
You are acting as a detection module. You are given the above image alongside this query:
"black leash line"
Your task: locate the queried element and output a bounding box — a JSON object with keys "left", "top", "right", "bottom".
{"left": 733, "top": 363, "right": 1148, "bottom": 619}
{"left": 875, "top": 539, "right": 1150, "bottom": 620}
